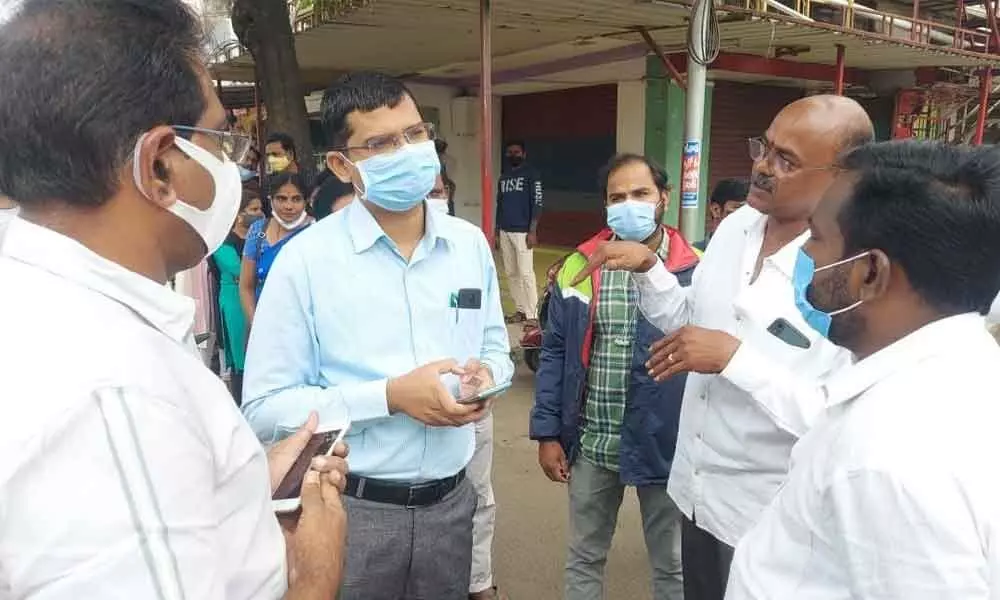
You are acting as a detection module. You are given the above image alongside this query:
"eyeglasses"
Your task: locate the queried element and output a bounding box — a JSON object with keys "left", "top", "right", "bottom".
{"left": 748, "top": 137, "right": 832, "bottom": 176}
{"left": 340, "top": 122, "right": 437, "bottom": 157}
{"left": 174, "top": 125, "right": 253, "bottom": 164}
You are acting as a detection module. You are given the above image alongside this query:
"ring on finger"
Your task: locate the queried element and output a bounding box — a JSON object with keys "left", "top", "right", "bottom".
{"left": 667, "top": 352, "right": 675, "bottom": 363}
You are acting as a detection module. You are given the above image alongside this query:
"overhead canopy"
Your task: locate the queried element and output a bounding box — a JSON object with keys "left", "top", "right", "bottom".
{"left": 209, "top": 0, "right": 1000, "bottom": 93}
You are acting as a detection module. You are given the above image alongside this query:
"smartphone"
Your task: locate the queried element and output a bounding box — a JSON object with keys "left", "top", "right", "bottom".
{"left": 457, "top": 381, "right": 513, "bottom": 405}
{"left": 271, "top": 421, "right": 350, "bottom": 514}
{"left": 767, "top": 317, "right": 811, "bottom": 349}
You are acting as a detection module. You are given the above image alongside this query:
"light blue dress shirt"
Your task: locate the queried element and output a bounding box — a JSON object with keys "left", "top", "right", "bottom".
{"left": 242, "top": 199, "right": 513, "bottom": 482}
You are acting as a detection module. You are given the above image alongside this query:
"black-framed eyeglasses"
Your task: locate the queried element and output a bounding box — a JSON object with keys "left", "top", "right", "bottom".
{"left": 339, "top": 122, "right": 437, "bottom": 157}
{"left": 174, "top": 125, "right": 253, "bottom": 164}
{"left": 748, "top": 137, "right": 832, "bottom": 176}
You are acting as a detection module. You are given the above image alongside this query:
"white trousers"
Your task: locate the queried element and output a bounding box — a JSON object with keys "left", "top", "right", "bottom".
{"left": 468, "top": 412, "right": 497, "bottom": 593}
{"left": 499, "top": 230, "right": 539, "bottom": 320}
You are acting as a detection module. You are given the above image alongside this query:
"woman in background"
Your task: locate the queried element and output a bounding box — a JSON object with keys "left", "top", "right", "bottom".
{"left": 240, "top": 172, "right": 313, "bottom": 324}
{"left": 209, "top": 190, "right": 263, "bottom": 403}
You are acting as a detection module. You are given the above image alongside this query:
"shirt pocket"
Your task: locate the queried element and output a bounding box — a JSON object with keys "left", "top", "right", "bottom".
{"left": 452, "top": 302, "right": 486, "bottom": 364}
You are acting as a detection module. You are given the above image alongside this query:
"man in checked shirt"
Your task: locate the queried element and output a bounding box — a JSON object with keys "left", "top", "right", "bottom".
{"left": 531, "top": 154, "right": 700, "bottom": 600}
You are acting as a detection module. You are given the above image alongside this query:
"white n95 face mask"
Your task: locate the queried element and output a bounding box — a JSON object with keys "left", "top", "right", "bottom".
{"left": 427, "top": 197, "right": 450, "bottom": 214}
{"left": 132, "top": 134, "right": 242, "bottom": 256}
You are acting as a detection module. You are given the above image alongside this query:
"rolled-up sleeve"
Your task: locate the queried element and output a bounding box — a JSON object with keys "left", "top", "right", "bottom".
{"left": 242, "top": 247, "right": 389, "bottom": 443}
{"left": 476, "top": 234, "right": 514, "bottom": 386}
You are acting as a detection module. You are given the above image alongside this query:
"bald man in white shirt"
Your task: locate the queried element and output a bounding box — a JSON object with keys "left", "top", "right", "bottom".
{"left": 574, "top": 95, "right": 874, "bottom": 600}
{"left": 729, "top": 140, "right": 1000, "bottom": 600}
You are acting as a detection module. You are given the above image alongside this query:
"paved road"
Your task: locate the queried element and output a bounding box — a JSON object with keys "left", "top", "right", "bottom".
{"left": 489, "top": 328, "right": 654, "bottom": 599}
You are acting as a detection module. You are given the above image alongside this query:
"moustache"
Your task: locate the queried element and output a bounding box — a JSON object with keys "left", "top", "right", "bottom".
{"left": 751, "top": 172, "right": 775, "bottom": 193}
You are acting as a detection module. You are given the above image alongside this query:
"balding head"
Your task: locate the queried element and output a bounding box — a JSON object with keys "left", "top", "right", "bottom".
{"left": 746, "top": 94, "right": 874, "bottom": 222}
{"left": 798, "top": 94, "right": 875, "bottom": 153}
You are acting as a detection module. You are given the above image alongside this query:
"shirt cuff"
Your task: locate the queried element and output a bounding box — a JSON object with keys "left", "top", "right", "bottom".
{"left": 329, "top": 378, "right": 390, "bottom": 424}
{"left": 632, "top": 261, "right": 679, "bottom": 294}
{"left": 720, "top": 341, "right": 766, "bottom": 395}
{"left": 481, "top": 357, "right": 511, "bottom": 387}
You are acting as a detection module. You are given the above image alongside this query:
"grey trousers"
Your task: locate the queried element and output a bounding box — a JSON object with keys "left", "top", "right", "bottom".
{"left": 565, "top": 457, "right": 684, "bottom": 600}
{"left": 681, "top": 514, "right": 735, "bottom": 600}
{"left": 468, "top": 412, "right": 497, "bottom": 593}
{"left": 339, "top": 477, "right": 476, "bottom": 600}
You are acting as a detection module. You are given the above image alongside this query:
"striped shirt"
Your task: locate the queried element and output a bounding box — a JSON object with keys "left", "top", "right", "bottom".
{"left": 0, "top": 218, "right": 286, "bottom": 599}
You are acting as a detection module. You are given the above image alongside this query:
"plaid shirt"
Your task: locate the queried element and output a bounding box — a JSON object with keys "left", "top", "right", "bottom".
{"left": 579, "top": 231, "right": 670, "bottom": 471}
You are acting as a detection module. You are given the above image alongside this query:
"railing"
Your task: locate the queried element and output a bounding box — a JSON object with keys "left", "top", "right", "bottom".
{"left": 210, "top": 0, "right": 371, "bottom": 65}
{"left": 724, "top": 0, "right": 994, "bottom": 54}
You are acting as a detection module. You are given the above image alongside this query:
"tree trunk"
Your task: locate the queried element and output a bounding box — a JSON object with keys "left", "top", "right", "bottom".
{"left": 231, "top": 0, "right": 315, "bottom": 180}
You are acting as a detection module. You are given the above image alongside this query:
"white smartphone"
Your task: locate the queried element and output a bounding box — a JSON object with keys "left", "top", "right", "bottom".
{"left": 271, "top": 420, "right": 350, "bottom": 514}
{"left": 457, "top": 381, "right": 512, "bottom": 405}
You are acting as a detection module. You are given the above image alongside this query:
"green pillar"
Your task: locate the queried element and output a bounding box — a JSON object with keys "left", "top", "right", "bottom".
{"left": 643, "top": 56, "right": 713, "bottom": 241}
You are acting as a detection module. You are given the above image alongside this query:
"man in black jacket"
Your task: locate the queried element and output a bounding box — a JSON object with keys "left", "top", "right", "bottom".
{"left": 496, "top": 140, "right": 543, "bottom": 325}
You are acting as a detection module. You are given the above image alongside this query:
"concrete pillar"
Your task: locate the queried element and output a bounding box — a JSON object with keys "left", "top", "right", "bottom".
{"left": 616, "top": 81, "right": 647, "bottom": 154}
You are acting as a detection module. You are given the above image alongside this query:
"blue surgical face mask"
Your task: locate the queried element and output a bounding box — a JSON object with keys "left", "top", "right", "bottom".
{"left": 792, "top": 248, "right": 870, "bottom": 338}
{"left": 345, "top": 140, "right": 440, "bottom": 213}
{"left": 607, "top": 199, "right": 659, "bottom": 241}
{"left": 239, "top": 166, "right": 258, "bottom": 183}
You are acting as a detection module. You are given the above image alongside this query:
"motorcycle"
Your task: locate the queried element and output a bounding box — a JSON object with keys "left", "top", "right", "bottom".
{"left": 520, "top": 254, "right": 569, "bottom": 373}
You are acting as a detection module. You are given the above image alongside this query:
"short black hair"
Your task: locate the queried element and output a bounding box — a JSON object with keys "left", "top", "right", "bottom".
{"left": 838, "top": 140, "right": 1000, "bottom": 316}
{"left": 710, "top": 178, "right": 750, "bottom": 206}
{"left": 322, "top": 71, "right": 413, "bottom": 149}
{"left": 268, "top": 171, "right": 311, "bottom": 200}
{"left": 505, "top": 140, "right": 527, "bottom": 152}
{"left": 265, "top": 132, "right": 297, "bottom": 160}
{"left": 598, "top": 154, "right": 671, "bottom": 199}
{"left": 0, "top": 0, "right": 205, "bottom": 207}
{"left": 312, "top": 174, "right": 355, "bottom": 220}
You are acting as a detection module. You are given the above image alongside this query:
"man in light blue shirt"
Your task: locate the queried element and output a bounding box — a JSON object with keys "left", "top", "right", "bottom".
{"left": 243, "top": 70, "right": 513, "bottom": 600}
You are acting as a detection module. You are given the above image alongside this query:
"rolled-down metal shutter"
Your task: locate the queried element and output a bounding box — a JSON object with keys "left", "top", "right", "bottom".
{"left": 708, "top": 81, "right": 803, "bottom": 194}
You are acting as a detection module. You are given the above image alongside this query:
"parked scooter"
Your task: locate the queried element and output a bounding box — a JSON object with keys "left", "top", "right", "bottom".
{"left": 520, "top": 254, "right": 569, "bottom": 372}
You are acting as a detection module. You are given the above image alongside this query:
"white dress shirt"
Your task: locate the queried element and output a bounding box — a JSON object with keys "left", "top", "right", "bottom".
{"left": 0, "top": 219, "right": 285, "bottom": 599}
{"left": 634, "top": 205, "right": 852, "bottom": 546}
{"left": 728, "top": 313, "right": 1000, "bottom": 599}
{"left": 0, "top": 206, "right": 18, "bottom": 248}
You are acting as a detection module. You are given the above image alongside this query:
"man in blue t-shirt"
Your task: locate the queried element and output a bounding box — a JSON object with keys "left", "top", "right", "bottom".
{"left": 496, "top": 140, "right": 543, "bottom": 325}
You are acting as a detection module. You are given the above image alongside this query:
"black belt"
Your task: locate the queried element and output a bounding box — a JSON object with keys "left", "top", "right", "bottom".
{"left": 345, "top": 470, "right": 465, "bottom": 508}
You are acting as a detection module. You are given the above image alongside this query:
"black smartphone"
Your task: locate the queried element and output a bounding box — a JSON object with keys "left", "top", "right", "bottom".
{"left": 272, "top": 423, "right": 349, "bottom": 513}
{"left": 767, "top": 317, "right": 811, "bottom": 349}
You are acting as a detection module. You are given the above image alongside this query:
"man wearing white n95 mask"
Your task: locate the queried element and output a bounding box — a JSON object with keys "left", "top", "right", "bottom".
{"left": 573, "top": 95, "right": 874, "bottom": 600}
{"left": 0, "top": 1, "right": 348, "bottom": 599}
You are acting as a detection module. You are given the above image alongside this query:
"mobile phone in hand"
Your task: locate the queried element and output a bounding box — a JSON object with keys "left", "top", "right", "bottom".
{"left": 457, "top": 381, "right": 512, "bottom": 405}
{"left": 271, "top": 420, "right": 350, "bottom": 514}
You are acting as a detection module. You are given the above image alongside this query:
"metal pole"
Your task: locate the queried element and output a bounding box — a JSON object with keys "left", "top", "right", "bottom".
{"left": 834, "top": 44, "right": 846, "bottom": 95}
{"left": 479, "top": 0, "right": 495, "bottom": 244}
{"left": 254, "top": 75, "right": 263, "bottom": 187}
{"left": 975, "top": 67, "right": 992, "bottom": 145}
{"left": 680, "top": 0, "right": 709, "bottom": 240}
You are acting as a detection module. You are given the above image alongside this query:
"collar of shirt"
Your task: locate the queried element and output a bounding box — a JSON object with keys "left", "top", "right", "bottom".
{"left": 2, "top": 217, "right": 196, "bottom": 343}
{"left": 822, "top": 312, "right": 985, "bottom": 409}
{"left": 742, "top": 209, "right": 809, "bottom": 279}
{"left": 346, "top": 197, "right": 454, "bottom": 257}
